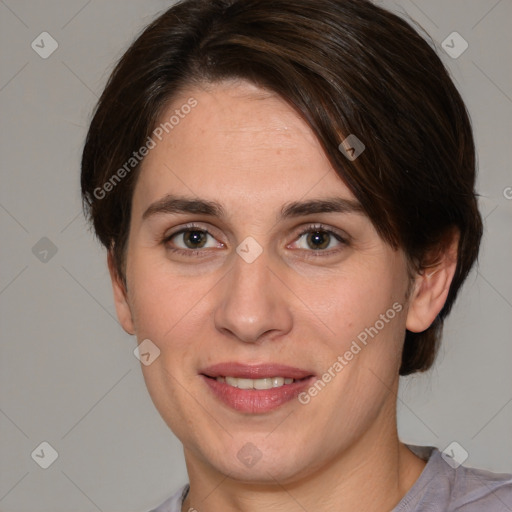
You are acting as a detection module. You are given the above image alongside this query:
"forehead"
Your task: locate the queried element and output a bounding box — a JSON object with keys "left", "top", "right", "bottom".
{"left": 133, "top": 80, "right": 356, "bottom": 214}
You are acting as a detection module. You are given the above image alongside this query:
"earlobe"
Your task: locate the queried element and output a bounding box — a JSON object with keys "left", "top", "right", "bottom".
{"left": 107, "top": 251, "right": 136, "bottom": 335}
{"left": 406, "top": 231, "right": 459, "bottom": 333}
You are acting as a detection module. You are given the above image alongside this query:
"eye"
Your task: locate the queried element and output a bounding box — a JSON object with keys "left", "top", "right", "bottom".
{"left": 291, "top": 225, "right": 347, "bottom": 254}
{"left": 174, "top": 229, "right": 213, "bottom": 249}
{"left": 163, "top": 224, "right": 224, "bottom": 256}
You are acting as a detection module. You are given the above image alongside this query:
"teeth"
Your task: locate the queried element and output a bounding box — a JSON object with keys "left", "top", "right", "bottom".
{"left": 218, "top": 376, "right": 295, "bottom": 389}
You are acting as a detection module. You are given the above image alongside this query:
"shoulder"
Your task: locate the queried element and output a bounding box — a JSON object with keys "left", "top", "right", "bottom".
{"left": 146, "top": 484, "right": 190, "bottom": 512}
{"left": 395, "top": 445, "right": 512, "bottom": 512}
{"left": 449, "top": 462, "right": 512, "bottom": 511}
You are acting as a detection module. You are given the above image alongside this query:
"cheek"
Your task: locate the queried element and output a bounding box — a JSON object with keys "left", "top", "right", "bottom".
{"left": 301, "top": 268, "right": 402, "bottom": 340}
{"left": 127, "top": 250, "right": 207, "bottom": 337}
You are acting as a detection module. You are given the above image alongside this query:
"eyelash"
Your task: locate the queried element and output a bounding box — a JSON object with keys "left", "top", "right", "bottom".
{"left": 161, "top": 223, "right": 348, "bottom": 258}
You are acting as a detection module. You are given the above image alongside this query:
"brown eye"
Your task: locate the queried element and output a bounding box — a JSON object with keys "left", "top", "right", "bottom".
{"left": 163, "top": 225, "right": 224, "bottom": 256}
{"left": 293, "top": 227, "right": 345, "bottom": 253}
{"left": 305, "top": 230, "right": 331, "bottom": 250}
{"left": 182, "top": 230, "right": 208, "bottom": 249}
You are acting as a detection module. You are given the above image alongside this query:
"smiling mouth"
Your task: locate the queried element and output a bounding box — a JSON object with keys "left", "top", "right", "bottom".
{"left": 200, "top": 364, "right": 315, "bottom": 413}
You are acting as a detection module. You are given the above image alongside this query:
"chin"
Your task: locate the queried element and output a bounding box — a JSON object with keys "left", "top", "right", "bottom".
{"left": 197, "top": 438, "right": 318, "bottom": 485}
{"left": 216, "top": 459, "right": 307, "bottom": 485}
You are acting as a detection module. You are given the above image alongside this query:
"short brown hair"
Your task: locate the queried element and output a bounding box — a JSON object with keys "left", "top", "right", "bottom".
{"left": 81, "top": 0, "right": 483, "bottom": 375}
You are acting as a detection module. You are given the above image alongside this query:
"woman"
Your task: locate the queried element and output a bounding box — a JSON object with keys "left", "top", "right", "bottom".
{"left": 81, "top": 0, "right": 512, "bottom": 510}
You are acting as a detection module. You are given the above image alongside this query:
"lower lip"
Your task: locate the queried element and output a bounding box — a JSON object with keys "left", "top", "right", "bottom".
{"left": 201, "top": 375, "right": 314, "bottom": 413}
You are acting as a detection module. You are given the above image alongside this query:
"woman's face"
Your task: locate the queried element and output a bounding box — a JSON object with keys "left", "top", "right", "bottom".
{"left": 113, "top": 79, "right": 415, "bottom": 483}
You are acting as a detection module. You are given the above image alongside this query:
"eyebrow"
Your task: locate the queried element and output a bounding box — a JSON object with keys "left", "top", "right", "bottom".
{"left": 142, "top": 194, "right": 365, "bottom": 221}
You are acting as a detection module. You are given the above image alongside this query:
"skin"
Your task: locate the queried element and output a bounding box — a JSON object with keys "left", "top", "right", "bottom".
{"left": 109, "top": 79, "right": 458, "bottom": 512}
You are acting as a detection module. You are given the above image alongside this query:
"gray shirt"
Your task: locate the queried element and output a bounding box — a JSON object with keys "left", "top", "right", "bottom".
{"left": 149, "top": 445, "right": 512, "bottom": 512}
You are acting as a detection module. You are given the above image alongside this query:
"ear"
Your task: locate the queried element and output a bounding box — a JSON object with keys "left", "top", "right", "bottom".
{"left": 406, "top": 229, "right": 459, "bottom": 333}
{"left": 107, "top": 250, "right": 135, "bottom": 335}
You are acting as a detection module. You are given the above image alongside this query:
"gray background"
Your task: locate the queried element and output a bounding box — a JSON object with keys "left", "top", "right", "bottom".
{"left": 0, "top": 0, "right": 511, "bottom": 511}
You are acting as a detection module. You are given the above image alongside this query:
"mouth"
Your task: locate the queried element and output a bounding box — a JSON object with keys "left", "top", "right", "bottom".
{"left": 200, "top": 362, "right": 315, "bottom": 413}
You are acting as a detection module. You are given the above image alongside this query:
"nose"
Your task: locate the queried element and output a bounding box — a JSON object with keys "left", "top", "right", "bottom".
{"left": 213, "top": 248, "right": 293, "bottom": 344}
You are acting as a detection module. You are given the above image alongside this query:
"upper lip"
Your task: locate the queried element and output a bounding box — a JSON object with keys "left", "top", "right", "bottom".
{"left": 201, "top": 362, "right": 314, "bottom": 380}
